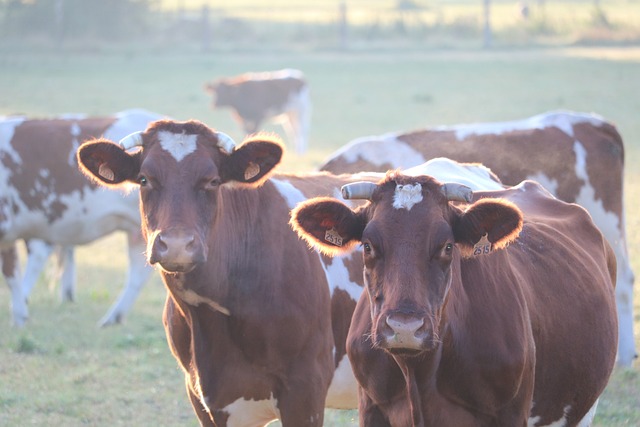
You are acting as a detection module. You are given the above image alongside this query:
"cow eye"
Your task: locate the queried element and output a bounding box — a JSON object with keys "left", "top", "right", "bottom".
{"left": 204, "top": 177, "right": 221, "bottom": 191}
{"left": 363, "top": 242, "right": 372, "bottom": 255}
{"left": 138, "top": 176, "right": 148, "bottom": 187}
{"left": 444, "top": 243, "right": 453, "bottom": 256}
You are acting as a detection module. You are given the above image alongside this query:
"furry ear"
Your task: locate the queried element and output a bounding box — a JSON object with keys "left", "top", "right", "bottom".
{"left": 290, "top": 197, "right": 366, "bottom": 257}
{"left": 220, "top": 134, "right": 283, "bottom": 187}
{"left": 77, "top": 139, "right": 140, "bottom": 188}
{"left": 453, "top": 198, "right": 523, "bottom": 258}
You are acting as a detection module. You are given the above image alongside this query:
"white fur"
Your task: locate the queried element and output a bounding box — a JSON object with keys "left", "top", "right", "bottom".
{"left": 158, "top": 130, "right": 198, "bottom": 162}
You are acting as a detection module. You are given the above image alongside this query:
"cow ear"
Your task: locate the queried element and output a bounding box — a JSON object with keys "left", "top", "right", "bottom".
{"left": 290, "top": 197, "right": 366, "bottom": 257}
{"left": 77, "top": 139, "right": 140, "bottom": 187}
{"left": 221, "top": 135, "right": 283, "bottom": 186}
{"left": 452, "top": 198, "right": 523, "bottom": 258}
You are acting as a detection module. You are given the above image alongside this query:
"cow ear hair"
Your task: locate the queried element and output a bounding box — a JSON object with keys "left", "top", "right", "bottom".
{"left": 290, "top": 197, "right": 365, "bottom": 257}
{"left": 221, "top": 135, "right": 283, "bottom": 186}
{"left": 77, "top": 139, "right": 140, "bottom": 188}
{"left": 452, "top": 198, "right": 523, "bottom": 258}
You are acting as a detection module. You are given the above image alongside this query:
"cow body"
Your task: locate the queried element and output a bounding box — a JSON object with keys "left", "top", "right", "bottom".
{"left": 320, "top": 110, "right": 636, "bottom": 366}
{"left": 204, "top": 68, "right": 310, "bottom": 154}
{"left": 292, "top": 174, "right": 617, "bottom": 427}
{"left": 0, "top": 109, "right": 163, "bottom": 326}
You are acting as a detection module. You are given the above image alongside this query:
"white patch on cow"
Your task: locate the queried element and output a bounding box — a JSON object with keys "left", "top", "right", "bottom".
{"left": 577, "top": 399, "right": 599, "bottom": 427}
{"left": 158, "top": 130, "right": 198, "bottom": 162}
{"left": 68, "top": 122, "right": 82, "bottom": 166}
{"left": 322, "top": 253, "right": 363, "bottom": 301}
{"left": 393, "top": 183, "right": 423, "bottom": 210}
{"left": 446, "top": 110, "right": 605, "bottom": 141}
{"left": 271, "top": 178, "right": 307, "bottom": 209}
{"left": 528, "top": 405, "right": 571, "bottom": 427}
{"left": 103, "top": 109, "right": 165, "bottom": 141}
{"left": 221, "top": 394, "right": 280, "bottom": 427}
{"left": 525, "top": 172, "right": 559, "bottom": 196}
{"left": 404, "top": 158, "right": 504, "bottom": 191}
{"left": 325, "top": 353, "right": 359, "bottom": 409}
{"left": 0, "top": 116, "right": 26, "bottom": 166}
{"left": 326, "top": 135, "right": 427, "bottom": 169}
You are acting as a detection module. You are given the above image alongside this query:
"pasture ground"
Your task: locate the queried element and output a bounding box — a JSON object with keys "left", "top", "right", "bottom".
{"left": 0, "top": 47, "right": 639, "bottom": 426}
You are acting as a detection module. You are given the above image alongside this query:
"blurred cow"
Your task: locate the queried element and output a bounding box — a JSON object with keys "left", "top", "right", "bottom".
{"left": 320, "top": 110, "right": 636, "bottom": 366}
{"left": 204, "top": 68, "right": 311, "bottom": 154}
{"left": 0, "top": 109, "right": 164, "bottom": 326}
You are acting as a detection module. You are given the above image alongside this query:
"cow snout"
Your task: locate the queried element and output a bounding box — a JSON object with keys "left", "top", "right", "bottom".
{"left": 149, "top": 229, "right": 206, "bottom": 273}
{"left": 378, "top": 312, "right": 431, "bottom": 352}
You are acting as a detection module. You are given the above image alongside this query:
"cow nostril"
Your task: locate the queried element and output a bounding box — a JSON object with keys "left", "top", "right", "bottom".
{"left": 185, "top": 235, "right": 196, "bottom": 252}
{"left": 156, "top": 235, "right": 168, "bottom": 253}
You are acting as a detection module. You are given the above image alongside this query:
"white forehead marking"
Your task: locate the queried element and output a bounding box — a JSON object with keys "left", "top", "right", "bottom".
{"left": 158, "top": 130, "right": 198, "bottom": 162}
{"left": 393, "top": 183, "right": 423, "bottom": 210}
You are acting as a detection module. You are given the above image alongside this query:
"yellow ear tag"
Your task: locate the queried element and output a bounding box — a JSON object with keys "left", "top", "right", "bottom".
{"left": 324, "top": 227, "right": 343, "bottom": 247}
{"left": 98, "top": 163, "right": 115, "bottom": 181}
{"left": 244, "top": 162, "right": 260, "bottom": 181}
{"left": 473, "top": 234, "right": 492, "bottom": 256}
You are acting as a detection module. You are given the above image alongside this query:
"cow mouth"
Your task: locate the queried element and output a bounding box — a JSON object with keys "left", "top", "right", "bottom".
{"left": 156, "top": 261, "right": 197, "bottom": 274}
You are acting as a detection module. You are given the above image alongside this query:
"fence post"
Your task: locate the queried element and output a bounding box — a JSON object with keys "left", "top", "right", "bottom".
{"left": 202, "top": 5, "right": 211, "bottom": 52}
{"left": 339, "top": 0, "right": 348, "bottom": 49}
{"left": 483, "top": 0, "right": 492, "bottom": 48}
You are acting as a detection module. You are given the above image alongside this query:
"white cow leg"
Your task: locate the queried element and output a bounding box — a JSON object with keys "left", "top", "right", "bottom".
{"left": 98, "top": 231, "right": 154, "bottom": 327}
{"left": 57, "top": 246, "right": 76, "bottom": 302}
{"left": 2, "top": 246, "right": 28, "bottom": 326}
{"left": 22, "top": 239, "right": 54, "bottom": 298}
{"left": 614, "top": 246, "right": 637, "bottom": 366}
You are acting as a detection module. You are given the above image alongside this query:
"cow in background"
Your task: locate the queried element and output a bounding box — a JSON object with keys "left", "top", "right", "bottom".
{"left": 291, "top": 173, "right": 617, "bottom": 426}
{"left": 76, "top": 118, "right": 506, "bottom": 425}
{"left": 0, "top": 109, "right": 164, "bottom": 326}
{"left": 320, "top": 110, "right": 636, "bottom": 366}
{"left": 204, "top": 68, "right": 311, "bottom": 154}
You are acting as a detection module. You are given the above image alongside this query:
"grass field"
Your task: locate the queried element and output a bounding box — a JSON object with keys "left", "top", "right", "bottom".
{"left": 0, "top": 46, "right": 639, "bottom": 425}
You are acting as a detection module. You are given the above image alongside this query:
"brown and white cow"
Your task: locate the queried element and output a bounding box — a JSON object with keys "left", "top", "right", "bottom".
{"left": 291, "top": 173, "right": 618, "bottom": 427}
{"left": 204, "top": 68, "right": 310, "bottom": 154}
{"left": 320, "top": 110, "right": 636, "bottom": 366}
{"left": 0, "top": 109, "right": 163, "bottom": 326}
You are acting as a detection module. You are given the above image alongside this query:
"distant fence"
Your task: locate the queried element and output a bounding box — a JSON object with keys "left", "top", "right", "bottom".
{"left": 1, "top": 0, "right": 638, "bottom": 50}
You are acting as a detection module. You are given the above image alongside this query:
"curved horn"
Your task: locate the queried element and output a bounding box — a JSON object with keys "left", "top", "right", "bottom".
{"left": 216, "top": 131, "right": 236, "bottom": 154}
{"left": 341, "top": 181, "right": 377, "bottom": 200}
{"left": 118, "top": 131, "right": 144, "bottom": 151}
{"left": 441, "top": 183, "right": 473, "bottom": 203}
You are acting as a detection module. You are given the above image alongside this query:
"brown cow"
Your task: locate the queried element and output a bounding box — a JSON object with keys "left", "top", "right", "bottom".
{"left": 291, "top": 174, "right": 618, "bottom": 426}
{"left": 76, "top": 119, "right": 369, "bottom": 426}
{"left": 320, "top": 110, "right": 636, "bottom": 366}
{"left": 204, "top": 69, "right": 310, "bottom": 154}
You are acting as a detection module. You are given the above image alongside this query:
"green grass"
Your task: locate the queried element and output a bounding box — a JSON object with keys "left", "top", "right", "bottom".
{"left": 0, "top": 47, "right": 639, "bottom": 425}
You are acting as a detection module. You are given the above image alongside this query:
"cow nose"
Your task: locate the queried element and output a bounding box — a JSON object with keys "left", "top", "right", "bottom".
{"left": 150, "top": 230, "right": 205, "bottom": 272}
{"left": 381, "top": 313, "right": 427, "bottom": 351}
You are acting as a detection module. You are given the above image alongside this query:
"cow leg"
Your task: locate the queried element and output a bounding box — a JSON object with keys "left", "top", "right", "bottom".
{"left": 98, "top": 230, "right": 154, "bottom": 327}
{"left": 185, "top": 375, "right": 216, "bottom": 427}
{"left": 2, "top": 245, "right": 28, "bottom": 326}
{"left": 276, "top": 366, "right": 328, "bottom": 426}
{"left": 359, "top": 388, "right": 392, "bottom": 427}
{"left": 54, "top": 246, "right": 76, "bottom": 302}
{"left": 21, "top": 239, "right": 54, "bottom": 298}
{"left": 612, "top": 242, "right": 637, "bottom": 366}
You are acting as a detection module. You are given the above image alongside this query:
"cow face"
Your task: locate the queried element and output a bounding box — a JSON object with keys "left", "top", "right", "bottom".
{"left": 291, "top": 172, "right": 522, "bottom": 355}
{"left": 78, "top": 119, "right": 283, "bottom": 273}
{"left": 203, "top": 80, "right": 231, "bottom": 108}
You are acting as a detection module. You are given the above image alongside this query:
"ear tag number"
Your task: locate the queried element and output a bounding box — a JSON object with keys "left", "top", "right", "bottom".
{"left": 324, "top": 227, "right": 343, "bottom": 247}
{"left": 473, "top": 234, "right": 492, "bottom": 256}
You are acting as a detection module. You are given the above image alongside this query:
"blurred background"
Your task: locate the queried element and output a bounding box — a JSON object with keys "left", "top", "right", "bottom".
{"left": 0, "top": 1, "right": 639, "bottom": 426}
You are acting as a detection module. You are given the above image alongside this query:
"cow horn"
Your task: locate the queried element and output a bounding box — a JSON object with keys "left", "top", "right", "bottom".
{"left": 216, "top": 131, "right": 236, "bottom": 154}
{"left": 441, "top": 183, "right": 473, "bottom": 203}
{"left": 119, "top": 131, "right": 144, "bottom": 150}
{"left": 341, "top": 181, "right": 377, "bottom": 200}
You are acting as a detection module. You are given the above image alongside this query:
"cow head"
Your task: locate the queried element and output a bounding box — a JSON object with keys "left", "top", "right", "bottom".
{"left": 203, "top": 80, "right": 232, "bottom": 109}
{"left": 291, "top": 172, "right": 522, "bottom": 355}
{"left": 77, "top": 119, "right": 283, "bottom": 274}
